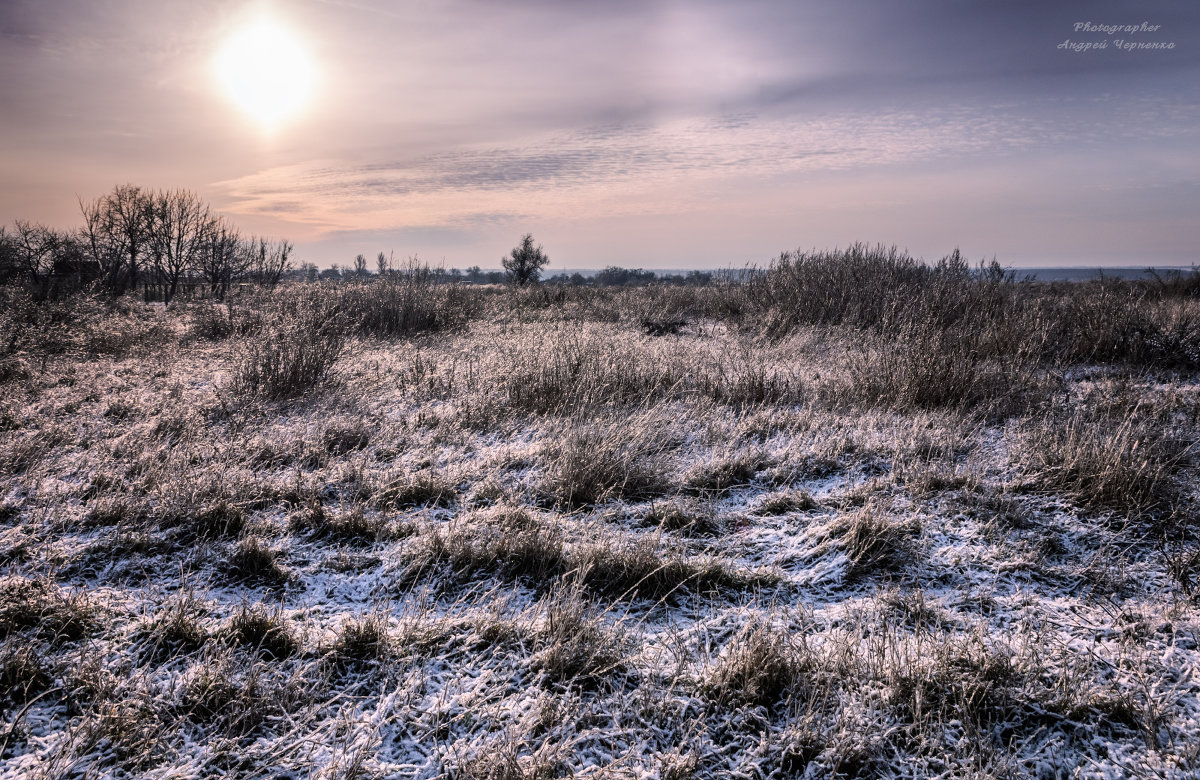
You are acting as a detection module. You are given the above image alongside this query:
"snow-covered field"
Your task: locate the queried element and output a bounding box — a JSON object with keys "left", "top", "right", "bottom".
{"left": 1, "top": 281, "right": 1197, "bottom": 778}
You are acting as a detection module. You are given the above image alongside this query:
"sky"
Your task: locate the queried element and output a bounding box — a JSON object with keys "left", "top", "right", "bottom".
{"left": 1, "top": 0, "right": 1198, "bottom": 271}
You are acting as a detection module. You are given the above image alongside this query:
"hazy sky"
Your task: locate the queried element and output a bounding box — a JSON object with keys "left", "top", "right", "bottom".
{"left": 2, "top": 0, "right": 1198, "bottom": 270}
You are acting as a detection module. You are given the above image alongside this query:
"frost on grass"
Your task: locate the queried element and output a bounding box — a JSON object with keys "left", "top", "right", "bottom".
{"left": 1, "top": 279, "right": 1199, "bottom": 778}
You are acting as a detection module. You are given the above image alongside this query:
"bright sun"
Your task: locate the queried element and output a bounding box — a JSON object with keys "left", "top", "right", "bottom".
{"left": 214, "top": 16, "right": 316, "bottom": 132}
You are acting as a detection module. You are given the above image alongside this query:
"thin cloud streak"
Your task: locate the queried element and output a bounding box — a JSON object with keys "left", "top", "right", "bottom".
{"left": 214, "top": 94, "right": 1198, "bottom": 237}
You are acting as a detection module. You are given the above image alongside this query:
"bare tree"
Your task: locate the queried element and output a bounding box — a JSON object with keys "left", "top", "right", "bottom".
{"left": 502, "top": 233, "right": 549, "bottom": 286}
{"left": 376, "top": 251, "right": 390, "bottom": 277}
{"left": 250, "top": 238, "right": 292, "bottom": 287}
{"left": 146, "top": 189, "right": 212, "bottom": 304}
{"left": 196, "top": 219, "right": 251, "bottom": 299}
{"left": 353, "top": 253, "right": 368, "bottom": 277}
{"left": 79, "top": 184, "right": 151, "bottom": 294}
{"left": 10, "top": 221, "right": 60, "bottom": 292}
{"left": 0, "top": 227, "right": 17, "bottom": 284}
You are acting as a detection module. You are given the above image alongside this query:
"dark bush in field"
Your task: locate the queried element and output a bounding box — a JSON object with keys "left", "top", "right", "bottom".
{"left": 341, "top": 270, "right": 479, "bottom": 337}
{"left": 229, "top": 287, "right": 347, "bottom": 400}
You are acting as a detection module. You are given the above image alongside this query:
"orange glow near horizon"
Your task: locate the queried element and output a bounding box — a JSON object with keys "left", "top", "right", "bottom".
{"left": 213, "top": 15, "right": 317, "bottom": 133}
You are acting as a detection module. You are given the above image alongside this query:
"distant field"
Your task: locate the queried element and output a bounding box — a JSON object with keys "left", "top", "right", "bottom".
{"left": 1017, "top": 266, "right": 1198, "bottom": 282}
{"left": 1, "top": 247, "right": 1198, "bottom": 779}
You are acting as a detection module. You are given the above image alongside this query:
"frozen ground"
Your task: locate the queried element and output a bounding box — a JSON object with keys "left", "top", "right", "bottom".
{"left": 1, "top": 296, "right": 1198, "bottom": 779}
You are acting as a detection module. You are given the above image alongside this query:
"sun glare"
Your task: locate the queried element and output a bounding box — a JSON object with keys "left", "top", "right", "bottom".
{"left": 214, "top": 16, "right": 315, "bottom": 132}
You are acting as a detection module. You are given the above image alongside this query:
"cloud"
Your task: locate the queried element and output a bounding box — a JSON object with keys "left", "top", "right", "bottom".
{"left": 213, "top": 91, "right": 1198, "bottom": 236}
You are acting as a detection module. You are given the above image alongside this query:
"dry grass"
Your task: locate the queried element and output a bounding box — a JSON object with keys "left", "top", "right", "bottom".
{"left": 539, "top": 413, "right": 673, "bottom": 507}
{"left": 1019, "top": 400, "right": 1190, "bottom": 513}
{"left": 0, "top": 268, "right": 1197, "bottom": 778}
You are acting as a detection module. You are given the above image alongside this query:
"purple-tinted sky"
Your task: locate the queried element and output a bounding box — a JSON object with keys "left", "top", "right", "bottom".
{"left": 2, "top": 0, "right": 1198, "bottom": 269}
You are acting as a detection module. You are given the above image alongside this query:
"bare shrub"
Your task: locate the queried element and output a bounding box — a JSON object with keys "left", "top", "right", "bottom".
{"left": 744, "top": 244, "right": 1002, "bottom": 336}
{"left": 343, "top": 268, "right": 479, "bottom": 337}
{"left": 841, "top": 319, "right": 1042, "bottom": 414}
{"left": 229, "top": 288, "right": 346, "bottom": 400}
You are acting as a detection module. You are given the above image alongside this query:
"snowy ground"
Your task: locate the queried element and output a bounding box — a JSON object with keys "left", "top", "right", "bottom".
{"left": 1, "top": 300, "right": 1198, "bottom": 779}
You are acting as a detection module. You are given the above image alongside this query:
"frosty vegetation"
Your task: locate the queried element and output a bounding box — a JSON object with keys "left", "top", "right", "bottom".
{"left": 1, "top": 243, "right": 1198, "bottom": 778}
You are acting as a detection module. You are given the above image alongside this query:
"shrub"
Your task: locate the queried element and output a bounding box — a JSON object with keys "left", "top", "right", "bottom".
{"left": 743, "top": 245, "right": 1001, "bottom": 336}
{"left": 342, "top": 268, "right": 478, "bottom": 337}
{"left": 229, "top": 288, "right": 346, "bottom": 400}
{"left": 502, "top": 234, "right": 550, "bottom": 286}
{"left": 841, "top": 318, "right": 1042, "bottom": 414}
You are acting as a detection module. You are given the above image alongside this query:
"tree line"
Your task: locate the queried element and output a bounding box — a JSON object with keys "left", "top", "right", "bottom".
{"left": 1, "top": 185, "right": 291, "bottom": 302}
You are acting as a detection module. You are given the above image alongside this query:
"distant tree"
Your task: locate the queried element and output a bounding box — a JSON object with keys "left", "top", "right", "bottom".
{"left": 146, "top": 189, "right": 212, "bottom": 304}
{"left": 319, "top": 264, "right": 342, "bottom": 281}
{"left": 0, "top": 227, "right": 17, "bottom": 284}
{"left": 250, "top": 238, "right": 292, "bottom": 287}
{"left": 594, "top": 266, "right": 656, "bottom": 286}
{"left": 9, "top": 220, "right": 59, "bottom": 289}
{"left": 502, "top": 233, "right": 549, "bottom": 286}
{"left": 79, "top": 184, "right": 152, "bottom": 294}
{"left": 196, "top": 218, "right": 250, "bottom": 299}
{"left": 352, "top": 253, "right": 368, "bottom": 276}
{"left": 376, "top": 251, "right": 390, "bottom": 277}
